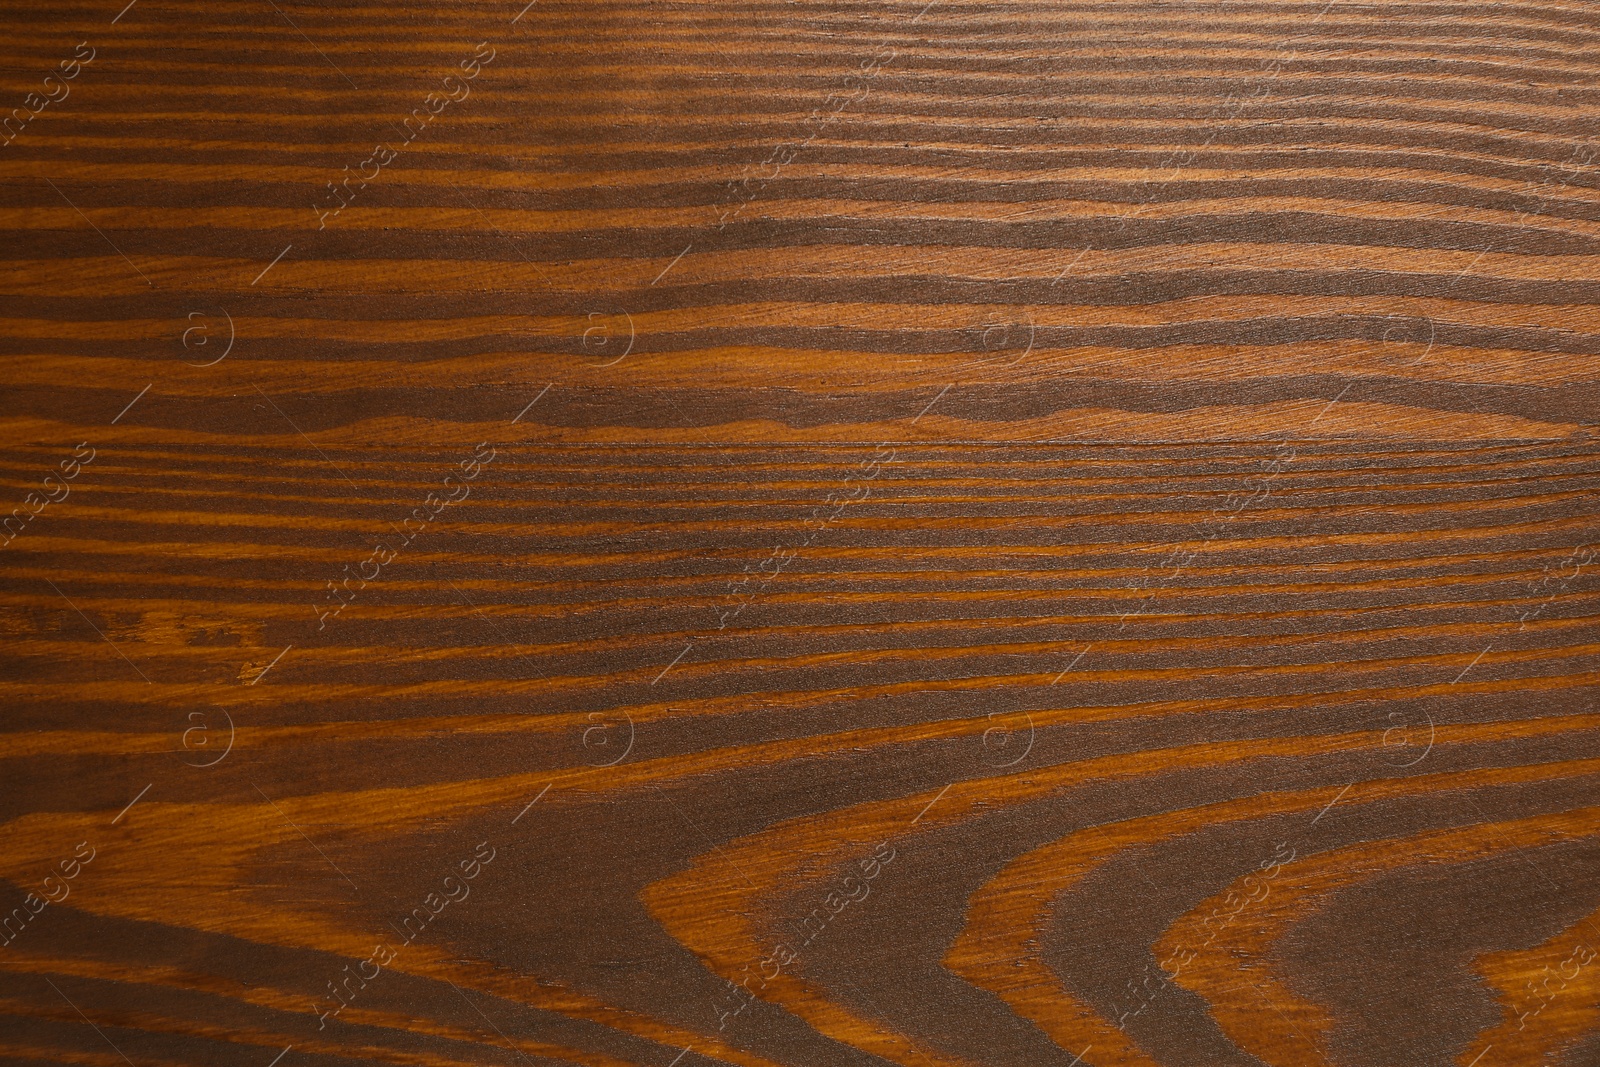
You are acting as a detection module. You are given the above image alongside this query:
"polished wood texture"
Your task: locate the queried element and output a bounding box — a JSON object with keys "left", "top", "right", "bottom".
{"left": 2, "top": 1, "right": 1599, "bottom": 1066}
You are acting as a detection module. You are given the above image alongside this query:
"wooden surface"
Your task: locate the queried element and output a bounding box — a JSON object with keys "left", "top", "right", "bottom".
{"left": 2, "top": 2, "right": 1599, "bottom": 1066}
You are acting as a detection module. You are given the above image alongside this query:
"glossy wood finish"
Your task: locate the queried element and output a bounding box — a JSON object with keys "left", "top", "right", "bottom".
{"left": 1, "top": 1, "right": 1598, "bottom": 1066}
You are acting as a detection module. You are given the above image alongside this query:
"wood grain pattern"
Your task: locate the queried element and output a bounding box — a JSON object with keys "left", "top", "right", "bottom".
{"left": 1, "top": 0, "right": 1598, "bottom": 1065}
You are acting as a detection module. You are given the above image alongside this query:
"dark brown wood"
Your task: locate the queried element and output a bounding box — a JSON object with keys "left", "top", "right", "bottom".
{"left": 1, "top": 2, "right": 1598, "bottom": 1066}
